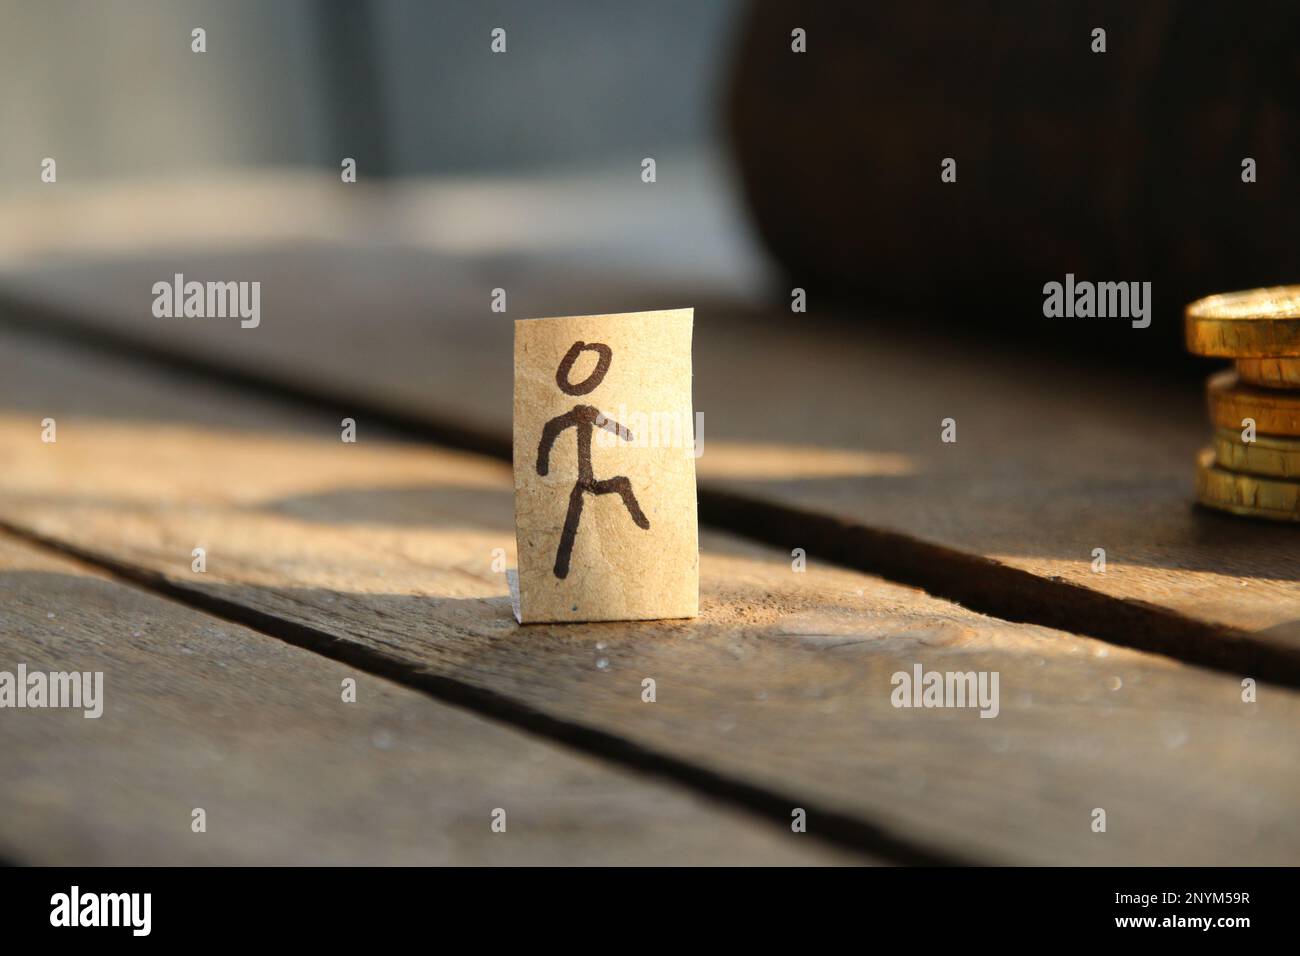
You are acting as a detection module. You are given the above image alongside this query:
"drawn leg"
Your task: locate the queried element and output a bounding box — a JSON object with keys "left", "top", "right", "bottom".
{"left": 554, "top": 483, "right": 586, "bottom": 579}
{"left": 590, "top": 476, "right": 650, "bottom": 530}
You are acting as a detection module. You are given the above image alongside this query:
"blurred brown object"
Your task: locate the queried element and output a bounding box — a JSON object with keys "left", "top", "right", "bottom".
{"left": 726, "top": 0, "right": 1300, "bottom": 368}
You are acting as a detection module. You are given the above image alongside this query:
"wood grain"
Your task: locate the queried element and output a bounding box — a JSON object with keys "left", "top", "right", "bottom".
{"left": 0, "top": 530, "right": 846, "bottom": 866}
{"left": 1, "top": 200, "right": 1296, "bottom": 682}
{"left": 1, "top": 326, "right": 1297, "bottom": 865}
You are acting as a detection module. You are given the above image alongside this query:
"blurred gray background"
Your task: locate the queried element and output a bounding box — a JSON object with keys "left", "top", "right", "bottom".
{"left": 1, "top": 0, "right": 743, "bottom": 189}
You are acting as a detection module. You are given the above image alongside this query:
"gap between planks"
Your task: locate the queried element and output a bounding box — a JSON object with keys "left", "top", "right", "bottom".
{"left": 0, "top": 518, "right": 952, "bottom": 865}
{"left": 4, "top": 322, "right": 1297, "bottom": 865}
{"left": 0, "top": 527, "right": 856, "bottom": 865}
{"left": 0, "top": 293, "right": 1294, "bottom": 689}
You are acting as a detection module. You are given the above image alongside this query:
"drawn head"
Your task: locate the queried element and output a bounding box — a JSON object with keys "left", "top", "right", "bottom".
{"left": 555, "top": 341, "right": 612, "bottom": 395}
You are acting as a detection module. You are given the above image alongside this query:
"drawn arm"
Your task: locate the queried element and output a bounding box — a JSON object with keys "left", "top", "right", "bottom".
{"left": 595, "top": 413, "right": 634, "bottom": 444}
{"left": 537, "top": 410, "right": 580, "bottom": 475}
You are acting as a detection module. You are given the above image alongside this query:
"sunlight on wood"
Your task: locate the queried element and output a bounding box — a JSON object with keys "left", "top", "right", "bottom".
{"left": 698, "top": 442, "right": 915, "bottom": 481}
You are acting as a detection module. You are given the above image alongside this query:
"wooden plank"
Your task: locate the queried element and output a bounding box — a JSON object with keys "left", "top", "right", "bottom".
{"left": 0, "top": 530, "right": 848, "bottom": 865}
{"left": 2, "top": 195, "right": 1297, "bottom": 681}
{"left": 1, "top": 326, "right": 1297, "bottom": 865}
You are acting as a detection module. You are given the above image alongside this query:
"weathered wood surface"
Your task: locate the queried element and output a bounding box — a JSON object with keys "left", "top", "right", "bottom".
{"left": 0, "top": 530, "right": 846, "bottom": 866}
{"left": 1, "top": 326, "right": 1297, "bottom": 865}
{"left": 2, "top": 185, "right": 1297, "bottom": 682}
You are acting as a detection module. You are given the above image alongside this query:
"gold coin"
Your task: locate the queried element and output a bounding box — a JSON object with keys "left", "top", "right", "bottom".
{"left": 1206, "top": 369, "right": 1300, "bottom": 436}
{"left": 1195, "top": 448, "right": 1300, "bottom": 522}
{"left": 1236, "top": 357, "right": 1300, "bottom": 389}
{"left": 1186, "top": 286, "right": 1300, "bottom": 357}
{"left": 1212, "top": 427, "right": 1300, "bottom": 479}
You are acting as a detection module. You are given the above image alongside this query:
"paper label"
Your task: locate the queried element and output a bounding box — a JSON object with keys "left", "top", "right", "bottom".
{"left": 513, "top": 309, "right": 699, "bottom": 623}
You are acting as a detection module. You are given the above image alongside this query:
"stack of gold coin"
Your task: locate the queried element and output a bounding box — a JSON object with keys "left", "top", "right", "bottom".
{"left": 1186, "top": 286, "right": 1300, "bottom": 521}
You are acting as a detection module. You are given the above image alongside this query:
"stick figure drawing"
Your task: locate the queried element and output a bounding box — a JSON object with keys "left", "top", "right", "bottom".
{"left": 536, "top": 340, "right": 650, "bottom": 579}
